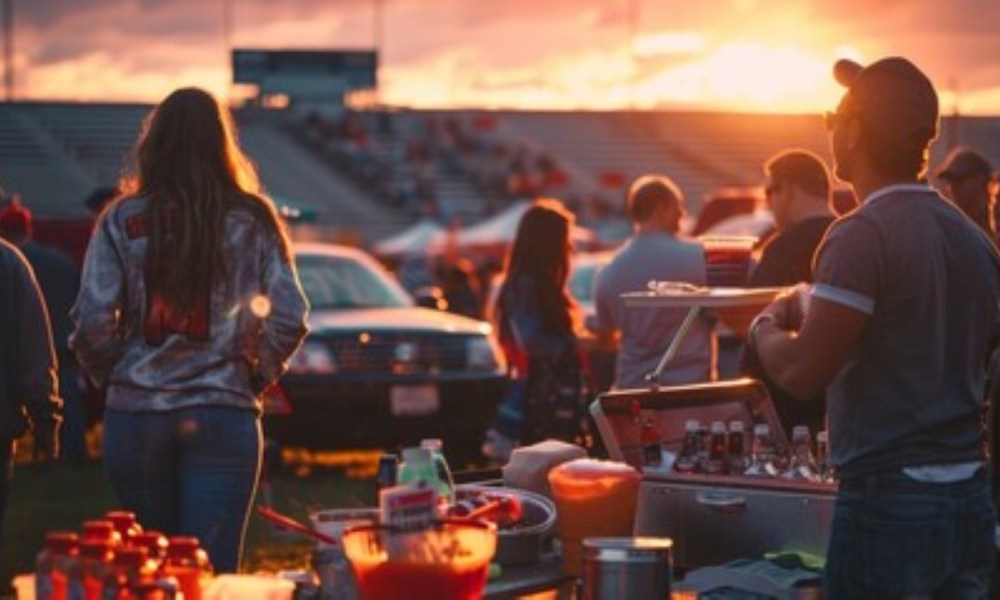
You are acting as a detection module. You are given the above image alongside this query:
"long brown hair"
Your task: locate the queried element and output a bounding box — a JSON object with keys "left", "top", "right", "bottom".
{"left": 495, "top": 199, "right": 580, "bottom": 342}
{"left": 131, "top": 87, "right": 289, "bottom": 311}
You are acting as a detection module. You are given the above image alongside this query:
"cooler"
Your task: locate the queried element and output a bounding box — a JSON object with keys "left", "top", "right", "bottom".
{"left": 590, "top": 378, "right": 835, "bottom": 571}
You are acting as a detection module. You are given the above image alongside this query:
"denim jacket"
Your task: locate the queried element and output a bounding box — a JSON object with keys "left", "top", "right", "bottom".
{"left": 70, "top": 195, "right": 309, "bottom": 414}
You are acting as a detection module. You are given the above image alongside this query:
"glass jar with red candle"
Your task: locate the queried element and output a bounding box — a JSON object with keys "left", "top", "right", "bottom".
{"left": 35, "top": 532, "right": 78, "bottom": 600}
{"left": 162, "top": 537, "right": 213, "bottom": 600}
{"left": 104, "top": 511, "right": 143, "bottom": 546}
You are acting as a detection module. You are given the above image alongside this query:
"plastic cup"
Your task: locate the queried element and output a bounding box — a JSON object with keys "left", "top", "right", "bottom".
{"left": 547, "top": 459, "right": 641, "bottom": 577}
{"left": 342, "top": 519, "right": 497, "bottom": 600}
{"left": 700, "top": 236, "right": 756, "bottom": 287}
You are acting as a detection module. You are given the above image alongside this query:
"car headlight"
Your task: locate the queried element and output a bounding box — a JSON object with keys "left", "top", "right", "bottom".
{"left": 466, "top": 336, "right": 505, "bottom": 372}
{"left": 288, "top": 340, "right": 337, "bottom": 375}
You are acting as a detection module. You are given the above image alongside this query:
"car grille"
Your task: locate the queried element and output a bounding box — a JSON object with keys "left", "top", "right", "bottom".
{"left": 323, "top": 332, "right": 471, "bottom": 374}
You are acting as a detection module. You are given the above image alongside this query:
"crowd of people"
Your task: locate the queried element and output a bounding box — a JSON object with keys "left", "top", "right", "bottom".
{"left": 2, "top": 53, "right": 1000, "bottom": 597}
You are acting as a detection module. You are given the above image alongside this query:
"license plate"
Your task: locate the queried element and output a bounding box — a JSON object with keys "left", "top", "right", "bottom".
{"left": 390, "top": 384, "right": 440, "bottom": 417}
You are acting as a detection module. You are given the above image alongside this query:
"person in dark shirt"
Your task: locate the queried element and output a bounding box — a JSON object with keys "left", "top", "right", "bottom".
{"left": 0, "top": 199, "right": 86, "bottom": 464}
{"left": 745, "top": 150, "right": 835, "bottom": 436}
{"left": 750, "top": 149, "right": 835, "bottom": 288}
{"left": 0, "top": 234, "right": 62, "bottom": 556}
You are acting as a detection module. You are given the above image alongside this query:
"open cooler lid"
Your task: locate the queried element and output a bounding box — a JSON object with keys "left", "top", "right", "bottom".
{"left": 590, "top": 377, "right": 789, "bottom": 470}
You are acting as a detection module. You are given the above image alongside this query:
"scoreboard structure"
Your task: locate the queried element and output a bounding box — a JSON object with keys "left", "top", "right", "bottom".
{"left": 232, "top": 49, "right": 378, "bottom": 105}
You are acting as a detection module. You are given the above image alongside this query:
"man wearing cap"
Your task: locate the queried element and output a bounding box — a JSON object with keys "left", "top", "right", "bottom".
{"left": 935, "top": 146, "right": 998, "bottom": 243}
{"left": 750, "top": 57, "right": 999, "bottom": 597}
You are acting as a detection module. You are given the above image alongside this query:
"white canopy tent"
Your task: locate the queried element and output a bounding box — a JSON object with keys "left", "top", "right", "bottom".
{"left": 372, "top": 219, "right": 447, "bottom": 257}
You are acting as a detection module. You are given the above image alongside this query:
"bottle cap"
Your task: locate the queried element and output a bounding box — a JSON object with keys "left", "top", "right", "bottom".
{"left": 753, "top": 423, "right": 771, "bottom": 436}
{"left": 817, "top": 431, "right": 829, "bottom": 442}
{"left": 728, "top": 421, "right": 744, "bottom": 433}
{"left": 419, "top": 439, "right": 443, "bottom": 452}
{"left": 710, "top": 421, "right": 726, "bottom": 433}
{"left": 684, "top": 419, "right": 700, "bottom": 432}
{"left": 792, "top": 425, "right": 811, "bottom": 439}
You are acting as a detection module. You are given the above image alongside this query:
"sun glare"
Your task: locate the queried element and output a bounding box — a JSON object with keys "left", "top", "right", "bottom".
{"left": 640, "top": 42, "right": 839, "bottom": 112}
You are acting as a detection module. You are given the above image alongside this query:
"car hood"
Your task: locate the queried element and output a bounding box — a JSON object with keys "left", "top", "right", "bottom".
{"left": 307, "top": 307, "right": 493, "bottom": 335}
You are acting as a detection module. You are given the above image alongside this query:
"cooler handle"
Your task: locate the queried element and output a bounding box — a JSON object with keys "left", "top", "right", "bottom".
{"left": 695, "top": 492, "right": 747, "bottom": 512}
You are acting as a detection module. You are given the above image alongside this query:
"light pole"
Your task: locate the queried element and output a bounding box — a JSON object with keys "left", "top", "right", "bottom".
{"left": 2, "top": 0, "right": 13, "bottom": 101}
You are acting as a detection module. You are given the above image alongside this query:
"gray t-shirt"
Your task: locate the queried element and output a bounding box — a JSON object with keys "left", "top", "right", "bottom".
{"left": 594, "top": 232, "right": 716, "bottom": 389}
{"left": 812, "top": 184, "right": 999, "bottom": 479}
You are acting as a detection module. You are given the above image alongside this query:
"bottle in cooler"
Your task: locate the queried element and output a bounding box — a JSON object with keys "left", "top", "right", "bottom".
{"left": 703, "top": 421, "right": 729, "bottom": 475}
{"left": 783, "top": 425, "right": 819, "bottom": 482}
{"left": 640, "top": 417, "right": 662, "bottom": 468}
{"left": 673, "top": 419, "right": 701, "bottom": 474}
{"left": 744, "top": 423, "right": 777, "bottom": 478}
{"left": 727, "top": 421, "right": 748, "bottom": 474}
{"left": 816, "top": 430, "right": 834, "bottom": 483}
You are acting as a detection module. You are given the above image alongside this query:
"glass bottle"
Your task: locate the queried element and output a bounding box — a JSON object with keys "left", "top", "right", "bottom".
{"left": 36, "top": 532, "right": 79, "bottom": 600}
{"left": 727, "top": 421, "right": 748, "bottom": 474}
{"left": 673, "top": 419, "right": 701, "bottom": 474}
{"left": 703, "top": 421, "right": 729, "bottom": 475}
{"left": 162, "top": 537, "right": 213, "bottom": 600}
{"left": 783, "top": 425, "right": 819, "bottom": 482}
{"left": 640, "top": 417, "right": 662, "bottom": 468}
{"left": 816, "top": 430, "right": 835, "bottom": 483}
{"left": 420, "top": 438, "right": 456, "bottom": 505}
{"left": 695, "top": 422, "right": 711, "bottom": 472}
{"left": 744, "top": 423, "right": 777, "bottom": 478}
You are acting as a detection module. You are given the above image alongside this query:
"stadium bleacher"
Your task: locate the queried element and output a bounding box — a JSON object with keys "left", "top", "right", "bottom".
{"left": 1, "top": 101, "right": 998, "bottom": 248}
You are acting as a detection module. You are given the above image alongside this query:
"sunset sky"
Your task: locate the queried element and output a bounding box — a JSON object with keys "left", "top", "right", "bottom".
{"left": 8, "top": 0, "right": 1000, "bottom": 114}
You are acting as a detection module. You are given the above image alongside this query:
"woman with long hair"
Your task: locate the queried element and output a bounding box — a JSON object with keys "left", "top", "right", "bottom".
{"left": 489, "top": 199, "right": 588, "bottom": 448}
{"left": 71, "top": 88, "right": 309, "bottom": 571}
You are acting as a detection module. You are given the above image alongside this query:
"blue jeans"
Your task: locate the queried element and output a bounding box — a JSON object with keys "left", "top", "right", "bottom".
{"left": 824, "top": 468, "right": 995, "bottom": 599}
{"left": 103, "top": 406, "right": 261, "bottom": 573}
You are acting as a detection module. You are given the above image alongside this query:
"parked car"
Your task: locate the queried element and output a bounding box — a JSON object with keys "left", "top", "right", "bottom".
{"left": 263, "top": 243, "right": 508, "bottom": 462}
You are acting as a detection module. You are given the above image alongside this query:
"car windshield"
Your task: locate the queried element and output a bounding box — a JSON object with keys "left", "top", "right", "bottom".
{"left": 295, "top": 253, "right": 412, "bottom": 310}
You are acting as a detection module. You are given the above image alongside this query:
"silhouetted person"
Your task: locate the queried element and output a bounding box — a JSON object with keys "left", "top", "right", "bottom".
{"left": 0, "top": 200, "right": 87, "bottom": 465}
{"left": 0, "top": 233, "right": 62, "bottom": 557}
{"left": 751, "top": 56, "right": 999, "bottom": 597}
{"left": 71, "top": 88, "right": 309, "bottom": 572}
{"left": 935, "top": 147, "right": 997, "bottom": 242}
{"left": 593, "top": 175, "right": 715, "bottom": 389}
{"left": 744, "top": 150, "right": 835, "bottom": 436}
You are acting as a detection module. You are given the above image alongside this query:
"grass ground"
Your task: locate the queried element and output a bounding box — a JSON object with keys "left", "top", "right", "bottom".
{"left": 1, "top": 458, "right": 375, "bottom": 598}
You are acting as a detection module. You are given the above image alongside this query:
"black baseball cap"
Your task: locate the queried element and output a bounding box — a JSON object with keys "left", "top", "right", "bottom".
{"left": 832, "top": 57, "right": 939, "bottom": 147}
{"left": 935, "top": 147, "right": 994, "bottom": 182}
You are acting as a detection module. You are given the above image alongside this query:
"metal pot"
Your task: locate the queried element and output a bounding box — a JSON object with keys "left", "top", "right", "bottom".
{"left": 581, "top": 537, "right": 673, "bottom": 600}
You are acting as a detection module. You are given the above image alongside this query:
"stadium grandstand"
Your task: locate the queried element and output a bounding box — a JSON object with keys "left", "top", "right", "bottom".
{"left": 1, "top": 47, "right": 999, "bottom": 256}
